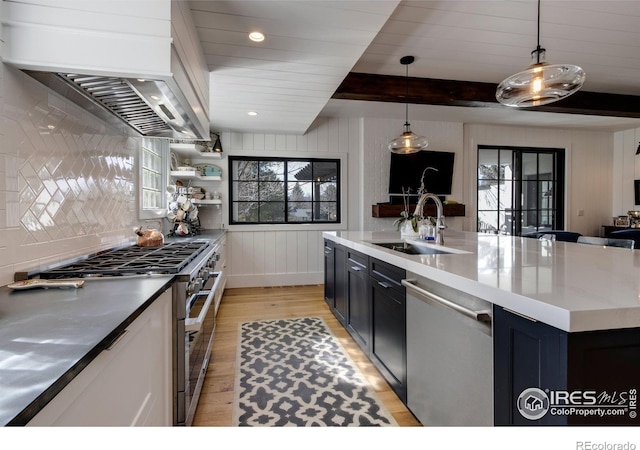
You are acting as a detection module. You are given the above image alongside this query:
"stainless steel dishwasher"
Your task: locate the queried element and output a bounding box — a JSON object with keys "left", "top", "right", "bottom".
{"left": 403, "top": 274, "right": 493, "bottom": 426}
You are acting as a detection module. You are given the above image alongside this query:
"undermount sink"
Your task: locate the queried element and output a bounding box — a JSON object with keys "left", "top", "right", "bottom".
{"left": 372, "top": 241, "right": 458, "bottom": 255}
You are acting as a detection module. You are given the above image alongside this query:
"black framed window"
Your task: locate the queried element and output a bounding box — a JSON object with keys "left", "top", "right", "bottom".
{"left": 477, "top": 146, "right": 565, "bottom": 235}
{"left": 229, "top": 156, "right": 340, "bottom": 224}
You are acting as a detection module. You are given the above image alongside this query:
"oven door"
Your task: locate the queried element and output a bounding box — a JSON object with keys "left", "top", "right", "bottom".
{"left": 184, "top": 272, "right": 221, "bottom": 425}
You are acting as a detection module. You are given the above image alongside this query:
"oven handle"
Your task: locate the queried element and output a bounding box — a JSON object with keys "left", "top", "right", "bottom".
{"left": 185, "top": 273, "right": 221, "bottom": 332}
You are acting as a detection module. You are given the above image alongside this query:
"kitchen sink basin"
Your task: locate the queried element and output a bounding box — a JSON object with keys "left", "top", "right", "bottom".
{"left": 373, "top": 242, "right": 457, "bottom": 255}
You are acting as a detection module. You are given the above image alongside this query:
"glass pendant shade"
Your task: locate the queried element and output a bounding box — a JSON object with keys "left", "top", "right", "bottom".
{"left": 388, "top": 55, "right": 428, "bottom": 154}
{"left": 388, "top": 123, "right": 428, "bottom": 154}
{"left": 496, "top": 0, "right": 586, "bottom": 108}
{"left": 496, "top": 48, "right": 586, "bottom": 107}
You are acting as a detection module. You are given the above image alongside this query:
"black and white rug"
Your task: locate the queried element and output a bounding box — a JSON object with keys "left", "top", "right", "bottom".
{"left": 233, "top": 317, "right": 397, "bottom": 427}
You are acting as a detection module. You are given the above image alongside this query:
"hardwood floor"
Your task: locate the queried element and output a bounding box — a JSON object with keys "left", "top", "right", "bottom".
{"left": 192, "top": 284, "right": 421, "bottom": 427}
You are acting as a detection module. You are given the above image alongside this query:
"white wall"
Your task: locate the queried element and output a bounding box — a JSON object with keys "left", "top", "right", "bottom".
{"left": 613, "top": 127, "right": 640, "bottom": 215}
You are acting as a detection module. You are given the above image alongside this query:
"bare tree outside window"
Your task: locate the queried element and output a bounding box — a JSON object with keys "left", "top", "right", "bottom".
{"left": 229, "top": 157, "right": 340, "bottom": 224}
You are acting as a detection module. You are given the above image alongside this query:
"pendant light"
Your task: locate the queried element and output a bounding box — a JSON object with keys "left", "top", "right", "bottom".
{"left": 388, "top": 55, "right": 428, "bottom": 154}
{"left": 211, "top": 132, "right": 223, "bottom": 153}
{"left": 496, "top": 0, "right": 586, "bottom": 107}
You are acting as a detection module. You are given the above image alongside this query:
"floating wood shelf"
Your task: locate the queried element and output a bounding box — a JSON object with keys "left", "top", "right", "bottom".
{"left": 372, "top": 203, "right": 465, "bottom": 218}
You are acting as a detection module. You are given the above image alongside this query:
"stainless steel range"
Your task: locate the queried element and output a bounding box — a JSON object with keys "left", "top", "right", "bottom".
{"left": 16, "top": 238, "right": 224, "bottom": 426}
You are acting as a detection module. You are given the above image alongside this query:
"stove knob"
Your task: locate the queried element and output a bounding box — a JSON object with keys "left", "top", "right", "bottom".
{"left": 186, "top": 281, "right": 196, "bottom": 296}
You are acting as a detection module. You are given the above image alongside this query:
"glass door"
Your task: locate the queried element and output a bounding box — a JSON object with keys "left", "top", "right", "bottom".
{"left": 477, "top": 146, "right": 565, "bottom": 235}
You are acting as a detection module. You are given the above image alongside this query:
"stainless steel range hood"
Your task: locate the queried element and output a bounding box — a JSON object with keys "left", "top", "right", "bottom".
{"left": 24, "top": 71, "right": 208, "bottom": 139}
{"left": 3, "top": 0, "right": 211, "bottom": 140}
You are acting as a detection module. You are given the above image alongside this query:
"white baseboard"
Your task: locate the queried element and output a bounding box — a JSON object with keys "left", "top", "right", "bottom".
{"left": 226, "top": 272, "right": 323, "bottom": 288}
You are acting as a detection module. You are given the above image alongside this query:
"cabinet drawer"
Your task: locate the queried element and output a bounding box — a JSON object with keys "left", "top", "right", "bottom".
{"left": 346, "top": 249, "right": 368, "bottom": 273}
{"left": 370, "top": 258, "right": 406, "bottom": 292}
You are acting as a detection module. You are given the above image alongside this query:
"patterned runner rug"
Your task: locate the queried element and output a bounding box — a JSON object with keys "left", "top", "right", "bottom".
{"left": 233, "top": 316, "right": 398, "bottom": 426}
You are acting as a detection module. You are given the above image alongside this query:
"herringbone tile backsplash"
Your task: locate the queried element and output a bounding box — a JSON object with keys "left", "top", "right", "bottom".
{"left": 0, "top": 65, "right": 140, "bottom": 285}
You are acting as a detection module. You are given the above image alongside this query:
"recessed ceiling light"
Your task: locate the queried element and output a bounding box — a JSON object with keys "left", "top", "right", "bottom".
{"left": 248, "top": 111, "right": 258, "bottom": 116}
{"left": 249, "top": 31, "right": 265, "bottom": 42}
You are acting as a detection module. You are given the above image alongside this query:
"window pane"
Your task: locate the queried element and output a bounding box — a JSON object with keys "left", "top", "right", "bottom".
{"left": 478, "top": 211, "right": 499, "bottom": 234}
{"left": 233, "top": 181, "right": 259, "bottom": 201}
{"left": 319, "top": 182, "right": 337, "bottom": 201}
{"left": 259, "top": 161, "right": 284, "bottom": 180}
{"left": 259, "top": 181, "right": 285, "bottom": 201}
{"left": 259, "top": 202, "right": 285, "bottom": 222}
{"left": 288, "top": 181, "right": 311, "bottom": 201}
{"left": 499, "top": 150, "right": 513, "bottom": 180}
{"left": 478, "top": 150, "right": 499, "bottom": 180}
{"left": 314, "top": 161, "right": 338, "bottom": 182}
{"left": 316, "top": 202, "right": 337, "bottom": 221}
{"left": 233, "top": 160, "right": 259, "bottom": 180}
{"left": 141, "top": 138, "right": 163, "bottom": 211}
{"left": 522, "top": 153, "right": 538, "bottom": 178}
{"left": 288, "top": 161, "right": 312, "bottom": 181}
{"left": 499, "top": 181, "right": 514, "bottom": 210}
{"left": 234, "top": 201, "right": 259, "bottom": 222}
{"left": 522, "top": 209, "right": 538, "bottom": 230}
{"left": 539, "top": 154, "right": 554, "bottom": 179}
{"left": 523, "top": 180, "right": 538, "bottom": 209}
{"left": 288, "top": 201, "right": 312, "bottom": 222}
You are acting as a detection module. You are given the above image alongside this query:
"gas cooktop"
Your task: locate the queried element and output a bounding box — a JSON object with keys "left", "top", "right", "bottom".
{"left": 34, "top": 241, "right": 212, "bottom": 279}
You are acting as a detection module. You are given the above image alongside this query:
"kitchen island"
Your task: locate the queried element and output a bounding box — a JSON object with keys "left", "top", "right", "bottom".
{"left": 323, "top": 230, "right": 640, "bottom": 426}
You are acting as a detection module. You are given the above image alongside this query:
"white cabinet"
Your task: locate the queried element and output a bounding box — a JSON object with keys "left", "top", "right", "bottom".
{"left": 27, "top": 289, "right": 173, "bottom": 426}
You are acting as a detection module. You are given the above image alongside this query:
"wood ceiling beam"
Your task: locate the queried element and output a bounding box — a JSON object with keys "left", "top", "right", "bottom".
{"left": 332, "top": 72, "right": 640, "bottom": 118}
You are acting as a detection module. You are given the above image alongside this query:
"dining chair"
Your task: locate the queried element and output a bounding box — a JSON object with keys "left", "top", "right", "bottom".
{"left": 608, "top": 229, "right": 640, "bottom": 249}
{"left": 577, "top": 236, "right": 635, "bottom": 249}
{"left": 521, "top": 230, "right": 582, "bottom": 242}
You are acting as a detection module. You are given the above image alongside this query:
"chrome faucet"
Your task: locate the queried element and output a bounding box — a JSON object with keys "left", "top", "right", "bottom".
{"left": 413, "top": 193, "right": 445, "bottom": 245}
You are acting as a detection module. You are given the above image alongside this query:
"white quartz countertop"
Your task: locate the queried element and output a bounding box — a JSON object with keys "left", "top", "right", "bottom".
{"left": 323, "top": 230, "right": 640, "bottom": 333}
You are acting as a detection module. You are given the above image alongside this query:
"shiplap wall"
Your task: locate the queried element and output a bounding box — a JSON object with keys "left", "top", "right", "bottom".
{"left": 613, "top": 127, "right": 640, "bottom": 214}
{"left": 223, "top": 116, "right": 362, "bottom": 288}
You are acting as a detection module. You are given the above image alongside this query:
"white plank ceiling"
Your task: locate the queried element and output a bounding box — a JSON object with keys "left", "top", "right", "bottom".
{"left": 190, "top": 0, "right": 640, "bottom": 134}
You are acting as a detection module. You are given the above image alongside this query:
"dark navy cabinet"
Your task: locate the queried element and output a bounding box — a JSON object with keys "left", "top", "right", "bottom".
{"left": 323, "top": 239, "right": 347, "bottom": 326}
{"left": 493, "top": 306, "right": 569, "bottom": 425}
{"left": 346, "top": 249, "right": 370, "bottom": 351}
{"left": 323, "top": 240, "right": 407, "bottom": 403}
{"left": 369, "top": 258, "right": 407, "bottom": 403}
{"left": 323, "top": 240, "right": 335, "bottom": 309}
{"left": 494, "top": 306, "right": 640, "bottom": 426}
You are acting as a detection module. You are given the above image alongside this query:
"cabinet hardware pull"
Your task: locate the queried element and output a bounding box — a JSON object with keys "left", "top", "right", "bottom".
{"left": 401, "top": 279, "right": 491, "bottom": 323}
{"left": 105, "top": 329, "right": 128, "bottom": 351}
{"left": 350, "top": 266, "right": 361, "bottom": 272}
{"left": 378, "top": 281, "right": 392, "bottom": 289}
